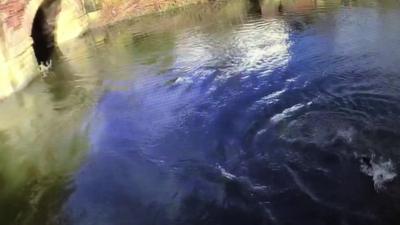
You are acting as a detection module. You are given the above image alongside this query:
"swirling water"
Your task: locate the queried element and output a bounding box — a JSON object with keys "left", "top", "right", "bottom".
{"left": 2, "top": 0, "right": 400, "bottom": 224}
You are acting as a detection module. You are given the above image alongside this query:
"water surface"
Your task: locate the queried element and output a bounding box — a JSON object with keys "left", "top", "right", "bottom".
{"left": 2, "top": 0, "right": 400, "bottom": 224}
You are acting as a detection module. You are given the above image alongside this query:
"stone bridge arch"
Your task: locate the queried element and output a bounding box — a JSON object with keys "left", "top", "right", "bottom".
{"left": 0, "top": 0, "right": 88, "bottom": 99}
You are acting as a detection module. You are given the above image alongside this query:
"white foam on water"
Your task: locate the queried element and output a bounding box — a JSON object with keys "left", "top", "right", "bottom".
{"left": 38, "top": 60, "right": 52, "bottom": 78}
{"left": 270, "top": 103, "right": 304, "bottom": 124}
{"left": 360, "top": 157, "right": 397, "bottom": 191}
{"left": 174, "top": 76, "right": 193, "bottom": 85}
{"left": 218, "top": 166, "right": 236, "bottom": 180}
{"left": 257, "top": 89, "right": 286, "bottom": 105}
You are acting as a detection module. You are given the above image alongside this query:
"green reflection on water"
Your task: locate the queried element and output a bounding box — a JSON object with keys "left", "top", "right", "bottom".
{"left": 0, "top": 52, "right": 92, "bottom": 224}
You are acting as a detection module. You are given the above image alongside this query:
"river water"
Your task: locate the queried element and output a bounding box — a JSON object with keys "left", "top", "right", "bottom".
{"left": 2, "top": 0, "right": 400, "bottom": 224}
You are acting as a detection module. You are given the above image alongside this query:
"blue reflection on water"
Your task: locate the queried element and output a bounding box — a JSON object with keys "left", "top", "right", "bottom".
{"left": 64, "top": 2, "right": 400, "bottom": 225}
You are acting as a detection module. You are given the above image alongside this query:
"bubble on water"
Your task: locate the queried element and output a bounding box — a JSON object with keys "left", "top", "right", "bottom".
{"left": 360, "top": 156, "right": 397, "bottom": 191}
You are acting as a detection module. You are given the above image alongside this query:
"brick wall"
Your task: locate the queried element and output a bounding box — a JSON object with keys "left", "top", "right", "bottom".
{"left": 0, "top": 0, "right": 30, "bottom": 30}
{"left": 96, "top": 0, "right": 207, "bottom": 25}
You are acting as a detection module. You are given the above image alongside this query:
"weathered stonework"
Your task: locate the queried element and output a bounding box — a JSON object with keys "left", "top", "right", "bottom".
{"left": 0, "top": 0, "right": 29, "bottom": 30}
{"left": 0, "top": 0, "right": 89, "bottom": 99}
{"left": 96, "top": 0, "right": 209, "bottom": 26}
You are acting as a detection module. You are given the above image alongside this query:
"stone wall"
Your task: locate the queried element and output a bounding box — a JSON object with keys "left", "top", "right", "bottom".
{"left": 96, "top": 0, "right": 208, "bottom": 26}
{"left": 0, "top": 0, "right": 88, "bottom": 99}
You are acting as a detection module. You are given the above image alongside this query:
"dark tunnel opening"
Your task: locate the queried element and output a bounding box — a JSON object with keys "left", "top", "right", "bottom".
{"left": 31, "top": 0, "right": 61, "bottom": 65}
